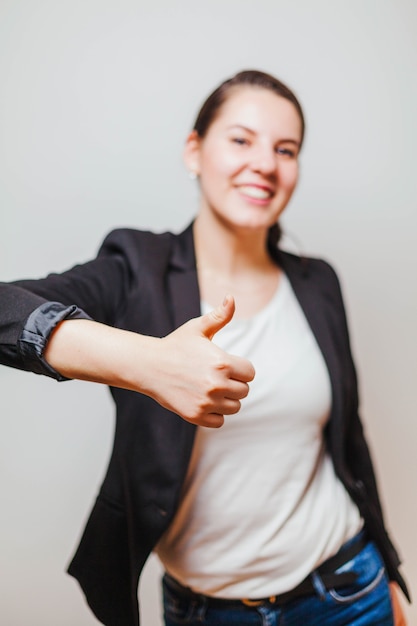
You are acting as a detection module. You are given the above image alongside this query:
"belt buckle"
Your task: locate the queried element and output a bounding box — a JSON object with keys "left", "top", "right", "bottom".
{"left": 242, "top": 595, "right": 276, "bottom": 607}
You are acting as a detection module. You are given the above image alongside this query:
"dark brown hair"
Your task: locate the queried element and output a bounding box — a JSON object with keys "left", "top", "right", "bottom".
{"left": 193, "top": 69, "right": 305, "bottom": 148}
{"left": 193, "top": 70, "right": 305, "bottom": 249}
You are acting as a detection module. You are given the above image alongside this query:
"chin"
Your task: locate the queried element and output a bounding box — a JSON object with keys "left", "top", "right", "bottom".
{"left": 210, "top": 203, "right": 284, "bottom": 234}
{"left": 226, "top": 218, "right": 274, "bottom": 235}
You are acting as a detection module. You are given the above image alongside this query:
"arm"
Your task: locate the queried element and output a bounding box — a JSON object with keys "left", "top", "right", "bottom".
{"left": 44, "top": 295, "right": 254, "bottom": 428}
{"left": 1, "top": 230, "right": 253, "bottom": 426}
{"left": 0, "top": 240, "right": 130, "bottom": 373}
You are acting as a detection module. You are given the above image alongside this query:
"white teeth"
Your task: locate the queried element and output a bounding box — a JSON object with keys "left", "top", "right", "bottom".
{"left": 239, "top": 185, "right": 272, "bottom": 199}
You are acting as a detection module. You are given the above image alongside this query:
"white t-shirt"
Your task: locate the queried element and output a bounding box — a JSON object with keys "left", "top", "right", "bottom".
{"left": 156, "top": 274, "right": 362, "bottom": 598}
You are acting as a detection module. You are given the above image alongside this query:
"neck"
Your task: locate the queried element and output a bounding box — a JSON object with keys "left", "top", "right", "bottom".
{"left": 193, "top": 210, "right": 282, "bottom": 318}
{"left": 193, "top": 211, "right": 274, "bottom": 277}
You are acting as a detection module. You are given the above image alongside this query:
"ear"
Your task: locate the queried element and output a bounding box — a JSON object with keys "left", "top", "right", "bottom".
{"left": 183, "top": 130, "right": 201, "bottom": 177}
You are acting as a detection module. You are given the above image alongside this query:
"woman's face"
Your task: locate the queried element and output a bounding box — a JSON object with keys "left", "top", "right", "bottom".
{"left": 185, "top": 86, "right": 302, "bottom": 235}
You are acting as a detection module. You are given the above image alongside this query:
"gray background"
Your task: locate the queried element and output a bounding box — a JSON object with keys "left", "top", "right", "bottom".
{"left": 0, "top": 1, "right": 416, "bottom": 624}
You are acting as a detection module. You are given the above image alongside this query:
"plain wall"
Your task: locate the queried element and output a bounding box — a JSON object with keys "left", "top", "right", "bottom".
{"left": 0, "top": 1, "right": 416, "bottom": 624}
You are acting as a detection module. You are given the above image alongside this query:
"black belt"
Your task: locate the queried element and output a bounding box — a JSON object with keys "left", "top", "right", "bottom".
{"left": 163, "top": 531, "right": 368, "bottom": 609}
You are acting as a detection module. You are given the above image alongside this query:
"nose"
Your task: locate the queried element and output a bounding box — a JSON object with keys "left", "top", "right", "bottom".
{"left": 249, "top": 144, "right": 276, "bottom": 176}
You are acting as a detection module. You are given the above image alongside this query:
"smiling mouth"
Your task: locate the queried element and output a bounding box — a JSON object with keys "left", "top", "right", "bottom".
{"left": 238, "top": 185, "right": 273, "bottom": 200}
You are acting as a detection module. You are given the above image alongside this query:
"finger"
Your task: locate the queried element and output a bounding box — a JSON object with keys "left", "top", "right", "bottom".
{"left": 197, "top": 399, "right": 241, "bottom": 428}
{"left": 229, "top": 356, "right": 256, "bottom": 383}
{"left": 218, "top": 380, "right": 250, "bottom": 401}
{"left": 199, "top": 413, "right": 225, "bottom": 428}
{"left": 199, "top": 295, "right": 235, "bottom": 340}
{"left": 211, "top": 397, "right": 242, "bottom": 415}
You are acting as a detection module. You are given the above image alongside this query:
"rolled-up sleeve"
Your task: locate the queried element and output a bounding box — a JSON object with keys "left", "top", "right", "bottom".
{"left": 18, "top": 301, "right": 92, "bottom": 380}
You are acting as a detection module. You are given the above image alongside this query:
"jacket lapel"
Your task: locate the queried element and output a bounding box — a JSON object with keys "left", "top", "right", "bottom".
{"left": 167, "top": 223, "right": 201, "bottom": 329}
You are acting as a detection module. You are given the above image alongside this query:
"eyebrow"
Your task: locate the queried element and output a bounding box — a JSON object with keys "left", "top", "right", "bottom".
{"left": 227, "top": 125, "right": 300, "bottom": 146}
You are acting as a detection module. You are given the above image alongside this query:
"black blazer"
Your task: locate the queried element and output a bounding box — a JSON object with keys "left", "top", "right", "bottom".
{"left": 0, "top": 223, "right": 408, "bottom": 625}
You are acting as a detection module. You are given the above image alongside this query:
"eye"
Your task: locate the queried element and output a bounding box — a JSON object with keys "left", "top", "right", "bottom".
{"left": 231, "top": 137, "right": 250, "bottom": 146}
{"left": 276, "top": 146, "right": 297, "bottom": 158}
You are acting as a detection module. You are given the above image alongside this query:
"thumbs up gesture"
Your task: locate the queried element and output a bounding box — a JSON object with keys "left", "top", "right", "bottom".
{"left": 148, "top": 295, "right": 255, "bottom": 427}
{"left": 42, "top": 294, "right": 253, "bottom": 426}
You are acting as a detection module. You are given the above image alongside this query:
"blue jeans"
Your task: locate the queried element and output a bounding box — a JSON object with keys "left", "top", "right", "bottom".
{"left": 162, "top": 538, "right": 393, "bottom": 625}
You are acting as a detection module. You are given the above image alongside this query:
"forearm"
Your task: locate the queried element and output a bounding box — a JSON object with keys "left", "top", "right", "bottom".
{"left": 43, "top": 318, "right": 158, "bottom": 393}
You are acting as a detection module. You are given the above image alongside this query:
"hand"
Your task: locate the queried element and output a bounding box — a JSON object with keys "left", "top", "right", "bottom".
{"left": 44, "top": 295, "right": 254, "bottom": 427}
{"left": 147, "top": 295, "right": 255, "bottom": 427}
{"left": 390, "top": 582, "right": 407, "bottom": 626}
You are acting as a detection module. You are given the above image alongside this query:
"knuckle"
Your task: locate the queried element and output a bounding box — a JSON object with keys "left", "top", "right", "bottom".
{"left": 209, "top": 309, "right": 223, "bottom": 324}
{"left": 214, "top": 356, "right": 231, "bottom": 374}
{"left": 196, "top": 397, "right": 210, "bottom": 414}
{"left": 206, "top": 369, "right": 226, "bottom": 392}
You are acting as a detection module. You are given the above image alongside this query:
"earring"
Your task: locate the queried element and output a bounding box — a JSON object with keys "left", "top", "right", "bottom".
{"left": 188, "top": 171, "right": 197, "bottom": 181}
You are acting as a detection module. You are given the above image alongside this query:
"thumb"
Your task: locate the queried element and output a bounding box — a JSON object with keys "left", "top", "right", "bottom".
{"left": 199, "top": 295, "right": 235, "bottom": 340}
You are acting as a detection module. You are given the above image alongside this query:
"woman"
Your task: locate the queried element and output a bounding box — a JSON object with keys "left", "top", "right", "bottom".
{"left": 0, "top": 71, "right": 408, "bottom": 625}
